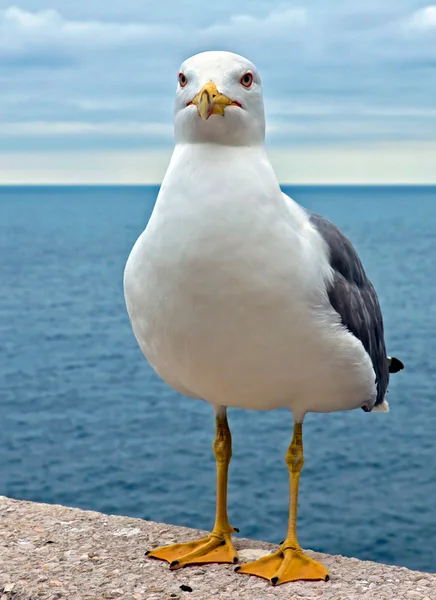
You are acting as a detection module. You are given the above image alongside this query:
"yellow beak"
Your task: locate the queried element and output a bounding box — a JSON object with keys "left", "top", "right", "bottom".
{"left": 190, "top": 81, "right": 237, "bottom": 120}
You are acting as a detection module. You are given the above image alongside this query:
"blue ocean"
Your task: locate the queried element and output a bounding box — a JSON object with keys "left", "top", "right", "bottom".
{"left": 1, "top": 185, "right": 435, "bottom": 573}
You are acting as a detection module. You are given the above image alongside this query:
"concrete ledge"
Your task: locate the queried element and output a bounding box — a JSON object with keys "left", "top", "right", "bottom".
{"left": 0, "top": 496, "right": 434, "bottom": 600}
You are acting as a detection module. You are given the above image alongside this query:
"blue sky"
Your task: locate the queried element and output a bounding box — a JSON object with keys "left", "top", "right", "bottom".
{"left": 1, "top": 1, "right": 435, "bottom": 183}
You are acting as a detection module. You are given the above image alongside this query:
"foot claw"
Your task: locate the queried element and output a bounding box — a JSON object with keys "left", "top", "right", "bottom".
{"left": 144, "top": 551, "right": 150, "bottom": 556}
{"left": 271, "top": 576, "right": 279, "bottom": 586}
{"left": 170, "top": 560, "right": 180, "bottom": 569}
{"left": 234, "top": 566, "right": 241, "bottom": 572}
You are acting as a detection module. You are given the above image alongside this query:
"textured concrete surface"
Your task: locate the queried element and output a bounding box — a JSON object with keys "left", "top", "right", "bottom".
{"left": 0, "top": 496, "right": 435, "bottom": 600}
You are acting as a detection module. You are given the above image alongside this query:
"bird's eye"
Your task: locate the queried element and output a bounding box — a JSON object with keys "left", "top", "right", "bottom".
{"left": 178, "top": 72, "right": 188, "bottom": 87}
{"left": 240, "top": 72, "right": 253, "bottom": 88}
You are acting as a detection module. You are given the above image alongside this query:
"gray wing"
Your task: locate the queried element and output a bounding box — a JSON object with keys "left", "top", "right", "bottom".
{"left": 309, "top": 212, "right": 389, "bottom": 408}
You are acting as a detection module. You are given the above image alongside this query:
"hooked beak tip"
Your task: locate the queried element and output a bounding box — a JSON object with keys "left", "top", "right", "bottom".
{"left": 190, "top": 81, "right": 234, "bottom": 120}
{"left": 198, "top": 89, "right": 213, "bottom": 120}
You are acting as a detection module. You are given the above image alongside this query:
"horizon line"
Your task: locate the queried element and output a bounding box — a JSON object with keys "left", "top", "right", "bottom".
{"left": 1, "top": 183, "right": 436, "bottom": 188}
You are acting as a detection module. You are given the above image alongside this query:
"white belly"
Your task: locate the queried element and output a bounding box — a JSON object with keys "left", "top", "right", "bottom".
{"left": 124, "top": 189, "right": 376, "bottom": 421}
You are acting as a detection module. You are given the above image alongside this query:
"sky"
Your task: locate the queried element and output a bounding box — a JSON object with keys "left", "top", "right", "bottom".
{"left": 0, "top": 1, "right": 435, "bottom": 184}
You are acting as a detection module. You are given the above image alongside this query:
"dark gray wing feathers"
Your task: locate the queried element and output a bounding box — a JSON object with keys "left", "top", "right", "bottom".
{"left": 309, "top": 212, "right": 389, "bottom": 408}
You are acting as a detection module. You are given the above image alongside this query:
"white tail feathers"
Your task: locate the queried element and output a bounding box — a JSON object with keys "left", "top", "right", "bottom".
{"left": 373, "top": 399, "right": 390, "bottom": 412}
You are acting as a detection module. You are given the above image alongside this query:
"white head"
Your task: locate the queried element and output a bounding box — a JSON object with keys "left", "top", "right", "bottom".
{"left": 174, "top": 51, "right": 265, "bottom": 147}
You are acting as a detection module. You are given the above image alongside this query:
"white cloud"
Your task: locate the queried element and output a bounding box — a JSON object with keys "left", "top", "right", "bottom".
{"left": 407, "top": 5, "right": 436, "bottom": 30}
{"left": 1, "top": 120, "right": 172, "bottom": 137}
{"left": 203, "top": 7, "right": 307, "bottom": 36}
{"left": 72, "top": 98, "right": 146, "bottom": 112}
{"left": 267, "top": 100, "right": 436, "bottom": 119}
{"left": 0, "top": 6, "right": 178, "bottom": 54}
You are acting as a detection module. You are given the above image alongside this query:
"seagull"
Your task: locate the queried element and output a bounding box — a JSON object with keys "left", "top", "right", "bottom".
{"left": 123, "top": 50, "right": 404, "bottom": 586}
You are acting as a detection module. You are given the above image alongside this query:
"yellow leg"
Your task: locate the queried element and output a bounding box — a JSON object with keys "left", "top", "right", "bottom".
{"left": 236, "top": 422, "right": 329, "bottom": 585}
{"left": 146, "top": 411, "right": 238, "bottom": 569}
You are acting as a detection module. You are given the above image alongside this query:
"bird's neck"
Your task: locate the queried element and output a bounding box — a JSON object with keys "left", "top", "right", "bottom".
{"left": 161, "top": 142, "right": 282, "bottom": 204}
{"left": 153, "top": 142, "right": 307, "bottom": 247}
{"left": 172, "top": 141, "right": 269, "bottom": 163}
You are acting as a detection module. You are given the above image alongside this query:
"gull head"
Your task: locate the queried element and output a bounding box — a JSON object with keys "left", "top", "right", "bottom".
{"left": 174, "top": 51, "right": 265, "bottom": 147}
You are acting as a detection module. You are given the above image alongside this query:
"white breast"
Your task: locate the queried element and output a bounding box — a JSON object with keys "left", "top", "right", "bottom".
{"left": 124, "top": 144, "right": 376, "bottom": 421}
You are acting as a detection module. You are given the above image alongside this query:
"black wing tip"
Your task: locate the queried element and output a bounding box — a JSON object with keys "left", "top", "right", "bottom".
{"left": 388, "top": 356, "right": 404, "bottom": 373}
